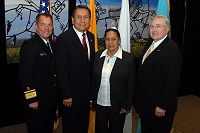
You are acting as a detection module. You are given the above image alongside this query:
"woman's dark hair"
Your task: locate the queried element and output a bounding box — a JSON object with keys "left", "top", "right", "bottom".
{"left": 104, "top": 28, "right": 121, "bottom": 38}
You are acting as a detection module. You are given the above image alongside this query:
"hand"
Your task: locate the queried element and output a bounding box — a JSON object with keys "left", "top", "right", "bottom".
{"left": 29, "top": 102, "right": 38, "bottom": 110}
{"left": 63, "top": 98, "right": 72, "bottom": 107}
{"left": 155, "top": 106, "right": 166, "bottom": 117}
{"left": 119, "top": 108, "right": 127, "bottom": 114}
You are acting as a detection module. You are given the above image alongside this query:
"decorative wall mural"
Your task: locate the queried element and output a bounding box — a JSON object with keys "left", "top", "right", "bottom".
{"left": 5, "top": 0, "right": 158, "bottom": 63}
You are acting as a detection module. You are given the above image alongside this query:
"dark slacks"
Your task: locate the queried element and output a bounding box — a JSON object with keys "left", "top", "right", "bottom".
{"left": 62, "top": 103, "right": 90, "bottom": 133}
{"left": 140, "top": 112, "right": 175, "bottom": 133}
{"left": 24, "top": 106, "right": 56, "bottom": 133}
{"left": 95, "top": 104, "right": 126, "bottom": 133}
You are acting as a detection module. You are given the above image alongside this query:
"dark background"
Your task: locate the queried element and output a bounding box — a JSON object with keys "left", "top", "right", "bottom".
{"left": 1, "top": 0, "right": 200, "bottom": 127}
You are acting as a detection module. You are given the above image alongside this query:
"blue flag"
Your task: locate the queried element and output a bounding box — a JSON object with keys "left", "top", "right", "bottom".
{"left": 156, "top": 0, "right": 170, "bottom": 19}
{"left": 39, "top": 0, "right": 50, "bottom": 14}
{"left": 136, "top": 118, "right": 141, "bottom": 133}
{"left": 156, "top": 0, "right": 171, "bottom": 37}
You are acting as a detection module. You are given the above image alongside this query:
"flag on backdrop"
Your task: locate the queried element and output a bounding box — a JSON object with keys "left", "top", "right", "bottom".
{"left": 39, "top": 0, "right": 56, "bottom": 41}
{"left": 118, "top": 0, "right": 130, "bottom": 52}
{"left": 39, "top": 0, "right": 50, "bottom": 14}
{"left": 118, "top": 1, "right": 132, "bottom": 132}
{"left": 88, "top": 0, "right": 98, "bottom": 52}
{"left": 156, "top": 0, "right": 170, "bottom": 19}
{"left": 88, "top": 0, "right": 98, "bottom": 132}
{"left": 156, "top": 0, "right": 171, "bottom": 37}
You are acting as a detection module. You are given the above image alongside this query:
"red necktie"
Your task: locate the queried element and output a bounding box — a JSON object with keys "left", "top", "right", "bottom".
{"left": 82, "top": 33, "right": 88, "bottom": 55}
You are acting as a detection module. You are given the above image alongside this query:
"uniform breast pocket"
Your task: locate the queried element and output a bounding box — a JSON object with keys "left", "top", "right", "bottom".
{"left": 39, "top": 52, "right": 48, "bottom": 56}
{"left": 37, "top": 53, "right": 53, "bottom": 68}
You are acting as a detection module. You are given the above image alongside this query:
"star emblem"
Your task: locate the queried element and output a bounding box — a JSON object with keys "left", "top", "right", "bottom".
{"left": 41, "top": 1, "right": 46, "bottom": 7}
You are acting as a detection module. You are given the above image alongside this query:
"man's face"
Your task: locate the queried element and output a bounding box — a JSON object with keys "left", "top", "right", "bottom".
{"left": 35, "top": 15, "right": 53, "bottom": 40}
{"left": 72, "top": 8, "right": 91, "bottom": 33}
{"left": 149, "top": 18, "right": 169, "bottom": 42}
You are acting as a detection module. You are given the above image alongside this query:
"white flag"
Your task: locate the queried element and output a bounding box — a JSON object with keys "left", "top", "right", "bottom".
{"left": 118, "top": 0, "right": 130, "bottom": 52}
{"left": 119, "top": 1, "right": 132, "bottom": 133}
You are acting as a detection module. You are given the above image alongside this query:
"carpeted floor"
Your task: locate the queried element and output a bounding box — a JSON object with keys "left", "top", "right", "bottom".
{"left": 0, "top": 95, "right": 200, "bottom": 133}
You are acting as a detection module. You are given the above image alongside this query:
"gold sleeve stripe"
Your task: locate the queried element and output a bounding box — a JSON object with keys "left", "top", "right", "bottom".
{"left": 24, "top": 89, "right": 37, "bottom": 99}
{"left": 24, "top": 89, "right": 35, "bottom": 94}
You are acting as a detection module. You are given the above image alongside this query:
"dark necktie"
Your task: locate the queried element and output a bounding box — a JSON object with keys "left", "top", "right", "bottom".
{"left": 82, "top": 33, "right": 88, "bottom": 55}
{"left": 46, "top": 42, "right": 53, "bottom": 54}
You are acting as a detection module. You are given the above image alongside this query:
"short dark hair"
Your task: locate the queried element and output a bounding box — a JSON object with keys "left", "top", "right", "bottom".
{"left": 35, "top": 13, "right": 53, "bottom": 24}
{"left": 104, "top": 28, "right": 121, "bottom": 38}
{"left": 71, "top": 5, "right": 91, "bottom": 18}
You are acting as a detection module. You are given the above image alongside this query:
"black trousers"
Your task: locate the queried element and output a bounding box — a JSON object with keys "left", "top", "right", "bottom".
{"left": 62, "top": 103, "right": 90, "bottom": 133}
{"left": 95, "top": 104, "right": 126, "bottom": 133}
{"left": 140, "top": 112, "right": 175, "bottom": 133}
{"left": 24, "top": 106, "right": 56, "bottom": 133}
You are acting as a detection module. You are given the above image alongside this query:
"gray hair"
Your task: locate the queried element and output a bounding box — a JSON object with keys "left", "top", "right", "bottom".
{"left": 149, "top": 14, "right": 170, "bottom": 31}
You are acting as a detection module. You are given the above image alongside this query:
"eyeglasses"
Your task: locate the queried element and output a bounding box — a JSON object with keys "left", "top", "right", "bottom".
{"left": 149, "top": 25, "right": 165, "bottom": 30}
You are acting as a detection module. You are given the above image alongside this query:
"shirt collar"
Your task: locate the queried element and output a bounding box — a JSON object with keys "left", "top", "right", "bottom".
{"left": 41, "top": 38, "right": 49, "bottom": 44}
{"left": 100, "top": 46, "right": 122, "bottom": 59}
{"left": 73, "top": 25, "right": 86, "bottom": 36}
{"left": 153, "top": 35, "right": 167, "bottom": 47}
{"left": 36, "top": 33, "right": 49, "bottom": 44}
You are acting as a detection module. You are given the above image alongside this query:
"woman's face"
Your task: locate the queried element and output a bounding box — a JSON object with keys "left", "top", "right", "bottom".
{"left": 105, "top": 31, "right": 120, "bottom": 54}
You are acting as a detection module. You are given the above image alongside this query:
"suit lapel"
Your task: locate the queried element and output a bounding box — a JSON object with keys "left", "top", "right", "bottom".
{"left": 35, "top": 34, "right": 53, "bottom": 59}
{"left": 146, "top": 37, "right": 169, "bottom": 61}
{"left": 110, "top": 55, "right": 124, "bottom": 77}
{"left": 70, "top": 28, "right": 89, "bottom": 59}
{"left": 140, "top": 37, "right": 170, "bottom": 69}
{"left": 95, "top": 54, "right": 105, "bottom": 87}
{"left": 86, "top": 31, "right": 94, "bottom": 56}
{"left": 139, "top": 40, "right": 153, "bottom": 64}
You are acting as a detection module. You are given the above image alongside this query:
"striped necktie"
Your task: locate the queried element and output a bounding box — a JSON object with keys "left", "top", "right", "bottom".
{"left": 82, "top": 33, "right": 88, "bottom": 55}
{"left": 46, "top": 42, "right": 53, "bottom": 54}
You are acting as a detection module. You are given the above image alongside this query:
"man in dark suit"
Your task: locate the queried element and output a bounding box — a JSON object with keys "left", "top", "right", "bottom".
{"left": 135, "top": 15, "right": 182, "bottom": 133}
{"left": 19, "top": 13, "right": 58, "bottom": 133}
{"left": 56, "top": 5, "right": 95, "bottom": 133}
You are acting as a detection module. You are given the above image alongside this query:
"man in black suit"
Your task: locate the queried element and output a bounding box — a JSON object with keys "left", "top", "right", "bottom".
{"left": 56, "top": 5, "right": 95, "bottom": 133}
{"left": 135, "top": 15, "right": 182, "bottom": 133}
{"left": 19, "top": 13, "right": 58, "bottom": 133}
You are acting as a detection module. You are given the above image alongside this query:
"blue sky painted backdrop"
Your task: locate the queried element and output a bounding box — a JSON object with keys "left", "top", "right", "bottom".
{"left": 5, "top": 0, "right": 158, "bottom": 40}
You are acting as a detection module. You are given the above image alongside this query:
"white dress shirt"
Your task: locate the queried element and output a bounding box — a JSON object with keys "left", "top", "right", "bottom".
{"left": 97, "top": 47, "right": 122, "bottom": 106}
